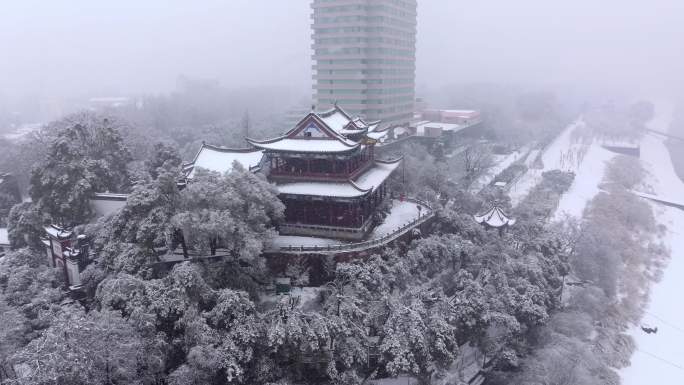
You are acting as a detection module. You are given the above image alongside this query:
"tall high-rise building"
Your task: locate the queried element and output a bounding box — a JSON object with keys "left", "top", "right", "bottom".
{"left": 311, "top": 0, "right": 417, "bottom": 127}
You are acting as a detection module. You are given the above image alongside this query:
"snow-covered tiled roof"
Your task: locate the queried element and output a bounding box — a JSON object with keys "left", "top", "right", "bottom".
{"left": 319, "top": 108, "right": 353, "bottom": 134}
{"left": 186, "top": 143, "right": 264, "bottom": 177}
{"left": 276, "top": 158, "right": 401, "bottom": 198}
{"left": 367, "top": 123, "right": 381, "bottom": 132}
{"left": 354, "top": 159, "right": 401, "bottom": 191}
{"left": 474, "top": 206, "right": 516, "bottom": 228}
{"left": 367, "top": 130, "right": 388, "bottom": 141}
{"left": 317, "top": 105, "right": 375, "bottom": 137}
{"left": 247, "top": 138, "right": 359, "bottom": 154}
{"left": 44, "top": 225, "right": 73, "bottom": 239}
{"left": 278, "top": 181, "right": 370, "bottom": 198}
{"left": 251, "top": 105, "right": 384, "bottom": 155}
{"left": 91, "top": 192, "right": 128, "bottom": 201}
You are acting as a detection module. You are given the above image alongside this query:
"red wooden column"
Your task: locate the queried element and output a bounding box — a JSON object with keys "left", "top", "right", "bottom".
{"left": 329, "top": 203, "right": 335, "bottom": 226}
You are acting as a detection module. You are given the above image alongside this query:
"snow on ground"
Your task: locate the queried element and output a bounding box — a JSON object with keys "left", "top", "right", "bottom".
{"left": 508, "top": 168, "right": 543, "bottom": 206}
{"left": 372, "top": 200, "right": 422, "bottom": 237}
{"left": 509, "top": 119, "right": 592, "bottom": 206}
{"left": 522, "top": 149, "right": 540, "bottom": 167}
{"left": 506, "top": 115, "right": 619, "bottom": 220}
{"left": 269, "top": 235, "right": 344, "bottom": 249}
{"left": 621, "top": 103, "right": 684, "bottom": 385}
{"left": 470, "top": 148, "right": 526, "bottom": 193}
{"left": 552, "top": 142, "right": 615, "bottom": 220}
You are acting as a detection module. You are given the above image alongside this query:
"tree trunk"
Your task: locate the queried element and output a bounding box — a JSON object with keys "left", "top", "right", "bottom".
{"left": 180, "top": 235, "right": 188, "bottom": 259}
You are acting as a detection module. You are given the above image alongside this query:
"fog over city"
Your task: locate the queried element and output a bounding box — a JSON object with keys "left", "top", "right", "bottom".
{"left": 2, "top": 2, "right": 684, "bottom": 385}
{"left": 1, "top": 0, "right": 683, "bottom": 102}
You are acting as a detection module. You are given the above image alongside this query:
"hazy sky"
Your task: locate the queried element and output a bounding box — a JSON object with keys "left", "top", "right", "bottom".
{"left": 1, "top": 0, "right": 683, "bottom": 101}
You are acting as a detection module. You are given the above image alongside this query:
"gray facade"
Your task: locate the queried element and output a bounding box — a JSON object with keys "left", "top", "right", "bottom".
{"left": 311, "top": 0, "right": 417, "bottom": 127}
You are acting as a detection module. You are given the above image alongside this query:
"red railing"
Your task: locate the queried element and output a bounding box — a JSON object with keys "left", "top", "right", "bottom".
{"left": 269, "top": 160, "right": 373, "bottom": 181}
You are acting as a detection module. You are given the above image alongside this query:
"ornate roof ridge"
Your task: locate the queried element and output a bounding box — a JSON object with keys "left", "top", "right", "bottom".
{"left": 318, "top": 103, "right": 353, "bottom": 120}
{"left": 186, "top": 141, "right": 261, "bottom": 169}
{"left": 200, "top": 143, "right": 260, "bottom": 153}
{"left": 474, "top": 204, "right": 516, "bottom": 227}
{"left": 374, "top": 156, "right": 404, "bottom": 165}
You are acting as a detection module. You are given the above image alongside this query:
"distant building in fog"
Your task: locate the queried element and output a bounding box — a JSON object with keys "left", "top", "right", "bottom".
{"left": 421, "top": 109, "right": 482, "bottom": 126}
{"left": 88, "top": 97, "right": 134, "bottom": 110}
{"left": 311, "top": 0, "right": 417, "bottom": 128}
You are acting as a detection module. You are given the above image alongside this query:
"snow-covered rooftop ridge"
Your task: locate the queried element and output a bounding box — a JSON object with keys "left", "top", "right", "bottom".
{"left": 354, "top": 158, "right": 402, "bottom": 191}
{"left": 248, "top": 137, "right": 360, "bottom": 154}
{"left": 91, "top": 192, "right": 128, "bottom": 200}
{"left": 367, "top": 130, "right": 389, "bottom": 141}
{"left": 44, "top": 225, "right": 73, "bottom": 239}
{"left": 278, "top": 180, "right": 369, "bottom": 198}
{"left": 186, "top": 143, "right": 264, "bottom": 178}
{"left": 474, "top": 205, "right": 516, "bottom": 227}
{"left": 320, "top": 108, "right": 356, "bottom": 135}
{"left": 251, "top": 105, "right": 386, "bottom": 155}
{"left": 276, "top": 158, "right": 401, "bottom": 198}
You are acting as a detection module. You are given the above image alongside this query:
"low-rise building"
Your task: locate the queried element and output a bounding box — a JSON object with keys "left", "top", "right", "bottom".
{"left": 422, "top": 109, "right": 482, "bottom": 126}
{"left": 42, "top": 225, "right": 90, "bottom": 290}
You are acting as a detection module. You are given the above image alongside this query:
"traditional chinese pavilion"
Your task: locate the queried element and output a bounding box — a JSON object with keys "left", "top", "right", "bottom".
{"left": 184, "top": 105, "right": 400, "bottom": 241}
{"left": 474, "top": 204, "right": 516, "bottom": 229}
{"left": 248, "top": 105, "right": 400, "bottom": 240}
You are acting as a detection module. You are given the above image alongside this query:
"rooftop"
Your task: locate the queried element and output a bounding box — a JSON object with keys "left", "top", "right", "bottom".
{"left": 277, "top": 158, "right": 401, "bottom": 198}
{"left": 185, "top": 143, "right": 264, "bottom": 177}
{"left": 441, "top": 109, "right": 480, "bottom": 116}
{"left": 247, "top": 137, "right": 359, "bottom": 154}
{"left": 474, "top": 205, "right": 516, "bottom": 228}
{"left": 44, "top": 225, "right": 73, "bottom": 240}
{"left": 415, "top": 121, "right": 465, "bottom": 135}
{"left": 249, "top": 104, "right": 385, "bottom": 155}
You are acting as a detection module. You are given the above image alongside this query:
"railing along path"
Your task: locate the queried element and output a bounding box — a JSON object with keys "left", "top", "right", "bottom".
{"left": 274, "top": 197, "right": 434, "bottom": 254}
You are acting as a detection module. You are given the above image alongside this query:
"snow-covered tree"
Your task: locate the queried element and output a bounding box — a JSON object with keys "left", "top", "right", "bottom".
{"left": 93, "top": 162, "right": 181, "bottom": 273}
{"left": 172, "top": 164, "right": 284, "bottom": 259}
{"left": 10, "top": 308, "right": 150, "bottom": 385}
{"left": 379, "top": 290, "right": 459, "bottom": 385}
{"left": 29, "top": 113, "right": 132, "bottom": 226}
{"left": 7, "top": 202, "right": 45, "bottom": 250}
{"left": 146, "top": 142, "right": 183, "bottom": 179}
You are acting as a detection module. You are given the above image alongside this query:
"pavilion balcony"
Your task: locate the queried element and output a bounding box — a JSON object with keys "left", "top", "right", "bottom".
{"left": 269, "top": 159, "right": 373, "bottom": 182}
{"left": 278, "top": 217, "right": 374, "bottom": 241}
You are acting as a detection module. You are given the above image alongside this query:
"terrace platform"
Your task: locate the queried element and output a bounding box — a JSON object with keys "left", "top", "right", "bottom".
{"left": 266, "top": 198, "right": 434, "bottom": 255}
